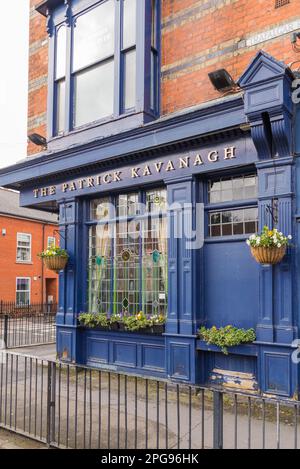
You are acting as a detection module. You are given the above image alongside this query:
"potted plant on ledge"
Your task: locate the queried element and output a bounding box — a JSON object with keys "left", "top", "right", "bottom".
{"left": 247, "top": 226, "right": 292, "bottom": 265}
{"left": 78, "top": 311, "right": 166, "bottom": 335}
{"left": 198, "top": 325, "right": 256, "bottom": 355}
{"left": 38, "top": 245, "right": 69, "bottom": 273}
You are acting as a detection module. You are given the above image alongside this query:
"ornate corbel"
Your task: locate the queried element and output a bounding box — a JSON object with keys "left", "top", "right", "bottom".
{"left": 46, "top": 8, "right": 54, "bottom": 37}
{"left": 64, "top": 0, "right": 72, "bottom": 27}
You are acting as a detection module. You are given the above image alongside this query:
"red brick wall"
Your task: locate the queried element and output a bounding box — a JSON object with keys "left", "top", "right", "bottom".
{"left": 27, "top": 0, "right": 300, "bottom": 155}
{"left": 161, "top": 0, "right": 300, "bottom": 114}
{"left": 28, "top": 0, "right": 48, "bottom": 156}
{"left": 0, "top": 215, "right": 58, "bottom": 303}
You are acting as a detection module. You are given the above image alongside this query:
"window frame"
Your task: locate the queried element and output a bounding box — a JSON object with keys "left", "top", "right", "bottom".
{"left": 49, "top": 0, "right": 161, "bottom": 138}
{"left": 86, "top": 187, "right": 168, "bottom": 315}
{"left": 16, "top": 277, "right": 31, "bottom": 306}
{"left": 205, "top": 172, "right": 259, "bottom": 241}
{"left": 16, "top": 233, "right": 32, "bottom": 263}
{"left": 47, "top": 236, "right": 56, "bottom": 248}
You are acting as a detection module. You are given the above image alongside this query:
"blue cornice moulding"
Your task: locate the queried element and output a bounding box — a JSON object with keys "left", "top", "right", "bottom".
{"left": 0, "top": 95, "right": 246, "bottom": 190}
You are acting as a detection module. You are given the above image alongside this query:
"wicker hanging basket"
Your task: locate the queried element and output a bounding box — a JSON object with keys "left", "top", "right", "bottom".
{"left": 250, "top": 246, "right": 286, "bottom": 265}
{"left": 43, "top": 256, "right": 68, "bottom": 273}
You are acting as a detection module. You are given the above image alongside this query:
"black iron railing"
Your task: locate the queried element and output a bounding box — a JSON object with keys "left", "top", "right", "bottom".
{"left": 0, "top": 302, "right": 57, "bottom": 348}
{"left": 0, "top": 350, "right": 299, "bottom": 449}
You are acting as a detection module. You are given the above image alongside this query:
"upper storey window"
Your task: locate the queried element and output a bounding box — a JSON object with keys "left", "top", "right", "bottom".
{"left": 45, "top": 0, "right": 160, "bottom": 138}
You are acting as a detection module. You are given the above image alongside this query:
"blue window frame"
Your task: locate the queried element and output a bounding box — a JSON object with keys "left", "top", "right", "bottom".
{"left": 205, "top": 173, "right": 259, "bottom": 239}
{"left": 48, "top": 0, "right": 161, "bottom": 137}
{"left": 87, "top": 188, "right": 168, "bottom": 316}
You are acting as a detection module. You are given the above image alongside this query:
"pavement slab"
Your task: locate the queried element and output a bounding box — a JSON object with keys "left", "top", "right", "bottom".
{"left": 0, "top": 428, "right": 46, "bottom": 449}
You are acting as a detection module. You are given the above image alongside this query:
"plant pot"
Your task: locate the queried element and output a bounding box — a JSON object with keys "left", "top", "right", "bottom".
{"left": 43, "top": 256, "right": 68, "bottom": 273}
{"left": 250, "top": 246, "right": 286, "bottom": 265}
{"left": 152, "top": 324, "right": 165, "bottom": 335}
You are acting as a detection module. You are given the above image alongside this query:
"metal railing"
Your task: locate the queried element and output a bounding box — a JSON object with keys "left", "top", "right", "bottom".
{"left": 0, "top": 350, "right": 299, "bottom": 449}
{"left": 0, "top": 302, "right": 57, "bottom": 348}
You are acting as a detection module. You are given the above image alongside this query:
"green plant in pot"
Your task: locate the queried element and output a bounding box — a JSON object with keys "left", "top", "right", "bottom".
{"left": 198, "top": 325, "right": 256, "bottom": 355}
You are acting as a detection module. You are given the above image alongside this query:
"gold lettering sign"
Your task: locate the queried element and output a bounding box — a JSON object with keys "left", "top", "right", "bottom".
{"left": 33, "top": 147, "right": 237, "bottom": 198}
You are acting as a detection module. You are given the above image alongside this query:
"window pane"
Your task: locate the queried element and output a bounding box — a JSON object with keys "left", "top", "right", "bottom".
{"left": 73, "top": 0, "right": 115, "bottom": 71}
{"left": 150, "top": 50, "right": 158, "bottom": 111}
{"left": 123, "top": 50, "right": 136, "bottom": 111}
{"left": 74, "top": 60, "right": 114, "bottom": 127}
{"left": 17, "top": 234, "right": 31, "bottom": 261}
{"left": 208, "top": 207, "right": 258, "bottom": 237}
{"left": 88, "top": 191, "right": 168, "bottom": 317}
{"left": 151, "top": 0, "right": 157, "bottom": 49}
{"left": 117, "top": 193, "right": 139, "bottom": 217}
{"left": 123, "top": 0, "right": 136, "bottom": 49}
{"left": 17, "top": 278, "right": 30, "bottom": 291}
{"left": 142, "top": 217, "right": 168, "bottom": 316}
{"left": 56, "top": 25, "right": 66, "bottom": 79}
{"left": 56, "top": 79, "right": 65, "bottom": 134}
{"left": 208, "top": 175, "right": 258, "bottom": 203}
{"left": 47, "top": 237, "right": 56, "bottom": 248}
{"left": 90, "top": 198, "right": 111, "bottom": 221}
{"left": 146, "top": 189, "right": 167, "bottom": 213}
{"left": 88, "top": 225, "right": 112, "bottom": 314}
{"left": 16, "top": 279, "right": 30, "bottom": 305}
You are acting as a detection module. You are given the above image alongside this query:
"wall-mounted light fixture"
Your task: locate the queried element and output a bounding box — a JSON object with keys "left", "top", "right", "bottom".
{"left": 1, "top": 229, "right": 6, "bottom": 236}
{"left": 28, "top": 133, "right": 47, "bottom": 149}
{"left": 208, "top": 69, "right": 238, "bottom": 93}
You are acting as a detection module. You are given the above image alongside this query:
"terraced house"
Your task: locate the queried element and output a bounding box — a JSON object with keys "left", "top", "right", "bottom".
{"left": 1, "top": 0, "right": 300, "bottom": 397}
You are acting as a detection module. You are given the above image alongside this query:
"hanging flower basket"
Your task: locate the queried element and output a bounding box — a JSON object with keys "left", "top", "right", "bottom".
{"left": 247, "top": 226, "right": 291, "bottom": 266}
{"left": 38, "top": 246, "right": 69, "bottom": 273}
{"left": 43, "top": 256, "right": 68, "bottom": 273}
{"left": 250, "top": 246, "right": 286, "bottom": 265}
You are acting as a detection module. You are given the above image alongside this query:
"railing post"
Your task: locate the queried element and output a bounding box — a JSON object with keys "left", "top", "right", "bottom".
{"left": 46, "top": 361, "right": 56, "bottom": 447}
{"left": 3, "top": 315, "right": 8, "bottom": 349}
{"left": 213, "top": 391, "right": 224, "bottom": 449}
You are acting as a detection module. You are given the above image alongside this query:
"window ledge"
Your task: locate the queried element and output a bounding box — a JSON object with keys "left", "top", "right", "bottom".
{"left": 16, "top": 261, "right": 33, "bottom": 265}
{"left": 47, "top": 110, "right": 158, "bottom": 153}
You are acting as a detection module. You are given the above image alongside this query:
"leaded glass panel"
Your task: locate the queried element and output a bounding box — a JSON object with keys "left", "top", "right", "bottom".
{"left": 88, "top": 189, "right": 168, "bottom": 317}
{"left": 88, "top": 224, "right": 112, "bottom": 314}
{"left": 142, "top": 217, "right": 168, "bottom": 316}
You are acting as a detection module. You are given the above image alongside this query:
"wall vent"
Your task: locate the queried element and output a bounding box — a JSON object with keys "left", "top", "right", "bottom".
{"left": 275, "top": 0, "right": 290, "bottom": 8}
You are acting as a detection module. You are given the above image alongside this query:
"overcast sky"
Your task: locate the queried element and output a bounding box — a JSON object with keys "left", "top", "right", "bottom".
{"left": 0, "top": 0, "right": 29, "bottom": 169}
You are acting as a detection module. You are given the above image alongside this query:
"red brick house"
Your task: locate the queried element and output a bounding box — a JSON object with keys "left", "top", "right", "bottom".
{"left": 0, "top": 187, "right": 58, "bottom": 304}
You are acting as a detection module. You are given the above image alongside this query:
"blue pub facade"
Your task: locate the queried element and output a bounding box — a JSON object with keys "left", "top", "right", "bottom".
{"left": 1, "top": 0, "right": 300, "bottom": 398}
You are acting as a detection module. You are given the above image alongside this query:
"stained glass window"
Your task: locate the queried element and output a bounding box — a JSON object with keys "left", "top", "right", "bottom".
{"left": 88, "top": 189, "right": 168, "bottom": 316}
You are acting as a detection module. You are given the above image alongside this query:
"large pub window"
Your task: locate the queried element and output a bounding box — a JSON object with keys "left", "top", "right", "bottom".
{"left": 88, "top": 189, "right": 168, "bottom": 316}
{"left": 207, "top": 174, "right": 258, "bottom": 237}
{"left": 52, "top": 0, "right": 160, "bottom": 136}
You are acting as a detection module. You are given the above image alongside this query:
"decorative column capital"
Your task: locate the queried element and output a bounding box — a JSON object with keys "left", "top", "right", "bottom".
{"left": 238, "top": 51, "right": 294, "bottom": 160}
{"left": 64, "top": 0, "right": 72, "bottom": 27}
{"left": 46, "top": 8, "right": 54, "bottom": 37}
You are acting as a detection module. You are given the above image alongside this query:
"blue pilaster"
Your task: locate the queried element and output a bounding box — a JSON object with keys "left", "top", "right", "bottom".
{"left": 240, "top": 51, "right": 298, "bottom": 396}
{"left": 57, "top": 197, "right": 83, "bottom": 362}
{"left": 165, "top": 176, "right": 200, "bottom": 383}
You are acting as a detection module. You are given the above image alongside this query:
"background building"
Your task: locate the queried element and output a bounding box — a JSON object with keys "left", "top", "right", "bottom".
{"left": 1, "top": 0, "right": 300, "bottom": 398}
{"left": 0, "top": 188, "right": 58, "bottom": 304}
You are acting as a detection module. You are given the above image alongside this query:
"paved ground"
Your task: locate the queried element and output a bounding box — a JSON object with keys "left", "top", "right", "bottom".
{"left": 9, "top": 343, "right": 57, "bottom": 361}
{"left": 0, "top": 428, "right": 45, "bottom": 449}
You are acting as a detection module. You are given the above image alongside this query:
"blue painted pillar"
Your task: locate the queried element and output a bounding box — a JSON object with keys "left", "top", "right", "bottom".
{"left": 165, "top": 176, "right": 201, "bottom": 383}
{"left": 239, "top": 51, "right": 298, "bottom": 396}
{"left": 56, "top": 197, "right": 84, "bottom": 362}
{"left": 256, "top": 159, "right": 296, "bottom": 344}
